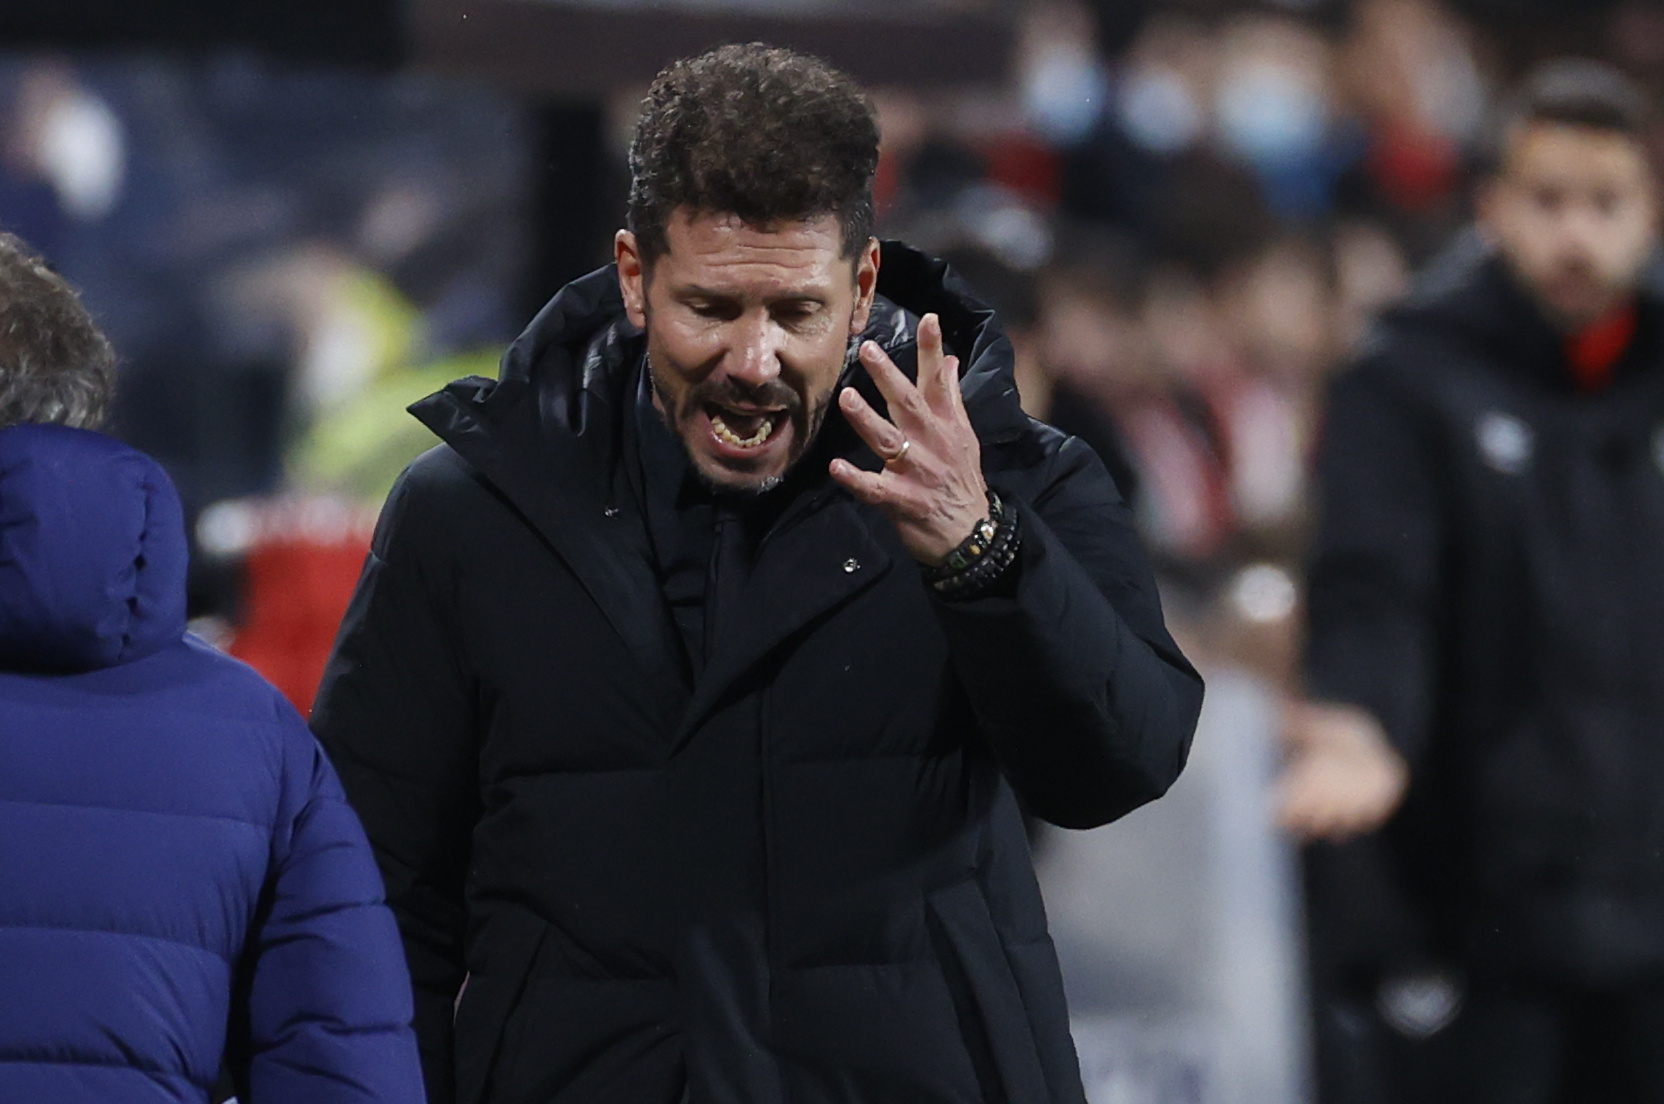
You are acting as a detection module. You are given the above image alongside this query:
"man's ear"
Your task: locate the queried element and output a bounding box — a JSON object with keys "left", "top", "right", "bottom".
{"left": 849, "top": 237, "right": 881, "bottom": 336}
{"left": 616, "top": 229, "right": 648, "bottom": 329}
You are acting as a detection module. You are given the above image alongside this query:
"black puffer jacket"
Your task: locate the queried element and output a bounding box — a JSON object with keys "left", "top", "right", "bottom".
{"left": 313, "top": 242, "right": 1203, "bottom": 1103}
{"left": 1307, "top": 234, "right": 1664, "bottom": 988}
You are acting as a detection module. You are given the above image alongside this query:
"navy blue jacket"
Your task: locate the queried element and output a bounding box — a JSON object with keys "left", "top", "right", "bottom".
{"left": 0, "top": 424, "right": 425, "bottom": 1102}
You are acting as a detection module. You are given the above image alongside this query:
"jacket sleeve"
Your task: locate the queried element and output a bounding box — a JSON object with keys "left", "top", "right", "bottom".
{"left": 1304, "top": 360, "right": 1447, "bottom": 760}
{"left": 311, "top": 459, "right": 480, "bottom": 1103}
{"left": 240, "top": 707, "right": 427, "bottom": 1103}
{"left": 933, "top": 434, "right": 1204, "bottom": 829}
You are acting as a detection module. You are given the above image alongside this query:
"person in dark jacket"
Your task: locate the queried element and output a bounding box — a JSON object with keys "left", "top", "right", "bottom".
{"left": 0, "top": 232, "right": 425, "bottom": 1104}
{"left": 1282, "top": 62, "right": 1664, "bottom": 1104}
{"left": 313, "top": 44, "right": 1203, "bottom": 1104}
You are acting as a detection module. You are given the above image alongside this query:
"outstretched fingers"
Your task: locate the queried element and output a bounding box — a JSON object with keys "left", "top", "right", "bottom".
{"left": 854, "top": 318, "right": 962, "bottom": 446}
{"left": 833, "top": 311, "right": 988, "bottom": 563}
{"left": 916, "top": 313, "right": 962, "bottom": 412}
{"left": 858, "top": 339, "right": 929, "bottom": 433}
{"left": 830, "top": 455, "right": 929, "bottom": 510}
{"left": 829, "top": 456, "right": 887, "bottom": 504}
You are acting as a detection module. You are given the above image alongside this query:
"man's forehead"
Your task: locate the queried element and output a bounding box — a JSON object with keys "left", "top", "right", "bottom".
{"left": 1502, "top": 122, "right": 1652, "bottom": 181}
{"left": 666, "top": 209, "right": 840, "bottom": 252}
{"left": 648, "top": 209, "right": 865, "bottom": 281}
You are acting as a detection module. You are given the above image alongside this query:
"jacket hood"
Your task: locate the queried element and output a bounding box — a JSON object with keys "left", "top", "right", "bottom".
{"left": 1378, "top": 229, "right": 1664, "bottom": 388}
{"left": 0, "top": 424, "right": 188, "bottom": 673}
{"left": 411, "top": 239, "right": 1031, "bottom": 456}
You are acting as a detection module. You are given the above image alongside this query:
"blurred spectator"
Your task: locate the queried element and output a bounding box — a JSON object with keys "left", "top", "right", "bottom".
{"left": 1210, "top": 232, "right": 1334, "bottom": 549}
{"left": 199, "top": 243, "right": 507, "bottom": 711}
{"left": 1112, "top": 259, "right": 1240, "bottom": 565}
{"left": 1211, "top": 13, "right": 1349, "bottom": 222}
{"left": 45, "top": 54, "right": 533, "bottom": 623}
{"left": 1335, "top": 0, "right": 1487, "bottom": 256}
{"left": 940, "top": 242, "right": 1142, "bottom": 504}
{"left": 1288, "top": 61, "right": 1664, "bottom": 1104}
{"left": 0, "top": 59, "right": 123, "bottom": 261}
{"left": 0, "top": 231, "right": 423, "bottom": 1104}
{"left": 19, "top": 55, "right": 538, "bottom": 709}
{"left": 1030, "top": 227, "right": 1341, "bottom": 580}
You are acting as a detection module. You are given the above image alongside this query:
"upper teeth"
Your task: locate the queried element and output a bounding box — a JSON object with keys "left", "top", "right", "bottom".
{"left": 712, "top": 411, "right": 774, "bottom": 448}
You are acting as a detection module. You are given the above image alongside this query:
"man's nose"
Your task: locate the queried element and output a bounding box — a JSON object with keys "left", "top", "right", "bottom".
{"left": 1564, "top": 203, "right": 1612, "bottom": 254}
{"left": 726, "top": 313, "right": 783, "bottom": 385}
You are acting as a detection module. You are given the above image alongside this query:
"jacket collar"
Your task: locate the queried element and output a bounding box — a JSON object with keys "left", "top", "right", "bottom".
{"left": 409, "top": 241, "right": 1026, "bottom": 735}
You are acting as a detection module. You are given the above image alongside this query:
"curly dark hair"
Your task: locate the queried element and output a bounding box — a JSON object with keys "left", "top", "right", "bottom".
{"left": 0, "top": 233, "right": 115, "bottom": 431}
{"left": 627, "top": 43, "right": 881, "bottom": 264}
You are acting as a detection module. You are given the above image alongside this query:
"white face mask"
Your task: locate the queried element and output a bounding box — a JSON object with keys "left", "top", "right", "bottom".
{"left": 1020, "top": 41, "right": 1110, "bottom": 146}
{"left": 1213, "top": 59, "right": 1329, "bottom": 168}
{"left": 1118, "top": 65, "right": 1204, "bottom": 155}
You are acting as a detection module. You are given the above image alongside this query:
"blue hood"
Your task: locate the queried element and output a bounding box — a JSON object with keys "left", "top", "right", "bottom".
{"left": 0, "top": 424, "right": 188, "bottom": 672}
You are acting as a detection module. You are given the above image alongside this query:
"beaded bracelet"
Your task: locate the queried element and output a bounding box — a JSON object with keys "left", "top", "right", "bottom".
{"left": 934, "top": 521, "right": 1020, "bottom": 598}
{"left": 923, "top": 490, "right": 1022, "bottom": 598}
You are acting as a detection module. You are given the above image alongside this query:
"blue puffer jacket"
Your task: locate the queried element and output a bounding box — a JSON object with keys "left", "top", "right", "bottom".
{"left": 0, "top": 423, "right": 424, "bottom": 1103}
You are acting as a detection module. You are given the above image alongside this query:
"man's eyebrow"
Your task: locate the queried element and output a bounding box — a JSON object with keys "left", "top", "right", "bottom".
{"left": 675, "top": 284, "right": 830, "bottom": 303}
{"left": 674, "top": 284, "right": 736, "bottom": 300}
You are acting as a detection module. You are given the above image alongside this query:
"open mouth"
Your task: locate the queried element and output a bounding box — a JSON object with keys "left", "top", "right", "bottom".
{"left": 707, "top": 403, "right": 785, "bottom": 450}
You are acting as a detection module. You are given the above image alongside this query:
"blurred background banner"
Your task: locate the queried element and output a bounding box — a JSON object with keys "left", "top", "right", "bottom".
{"left": 409, "top": 0, "right": 1017, "bottom": 94}
{"left": 5, "top": 2, "right": 1663, "bottom": 1100}
{"left": 0, "top": 0, "right": 405, "bottom": 65}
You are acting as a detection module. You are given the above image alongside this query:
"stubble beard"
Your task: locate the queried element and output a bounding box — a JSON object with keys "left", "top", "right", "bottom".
{"left": 1507, "top": 247, "right": 1641, "bottom": 333}
{"left": 646, "top": 351, "right": 839, "bottom": 497}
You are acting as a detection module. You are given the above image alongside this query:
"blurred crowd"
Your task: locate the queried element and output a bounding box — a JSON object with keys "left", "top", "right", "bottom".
{"left": 0, "top": 52, "right": 530, "bottom": 702}
{"left": 1, "top": 0, "right": 1658, "bottom": 706}
{"left": 862, "top": 0, "right": 1664, "bottom": 693}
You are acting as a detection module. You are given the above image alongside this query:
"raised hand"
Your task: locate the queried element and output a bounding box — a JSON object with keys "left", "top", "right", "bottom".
{"left": 829, "top": 313, "right": 990, "bottom": 566}
{"left": 1276, "top": 700, "right": 1410, "bottom": 842}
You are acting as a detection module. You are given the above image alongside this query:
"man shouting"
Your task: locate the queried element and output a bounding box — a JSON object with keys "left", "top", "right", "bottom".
{"left": 315, "top": 43, "right": 1202, "bottom": 1104}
